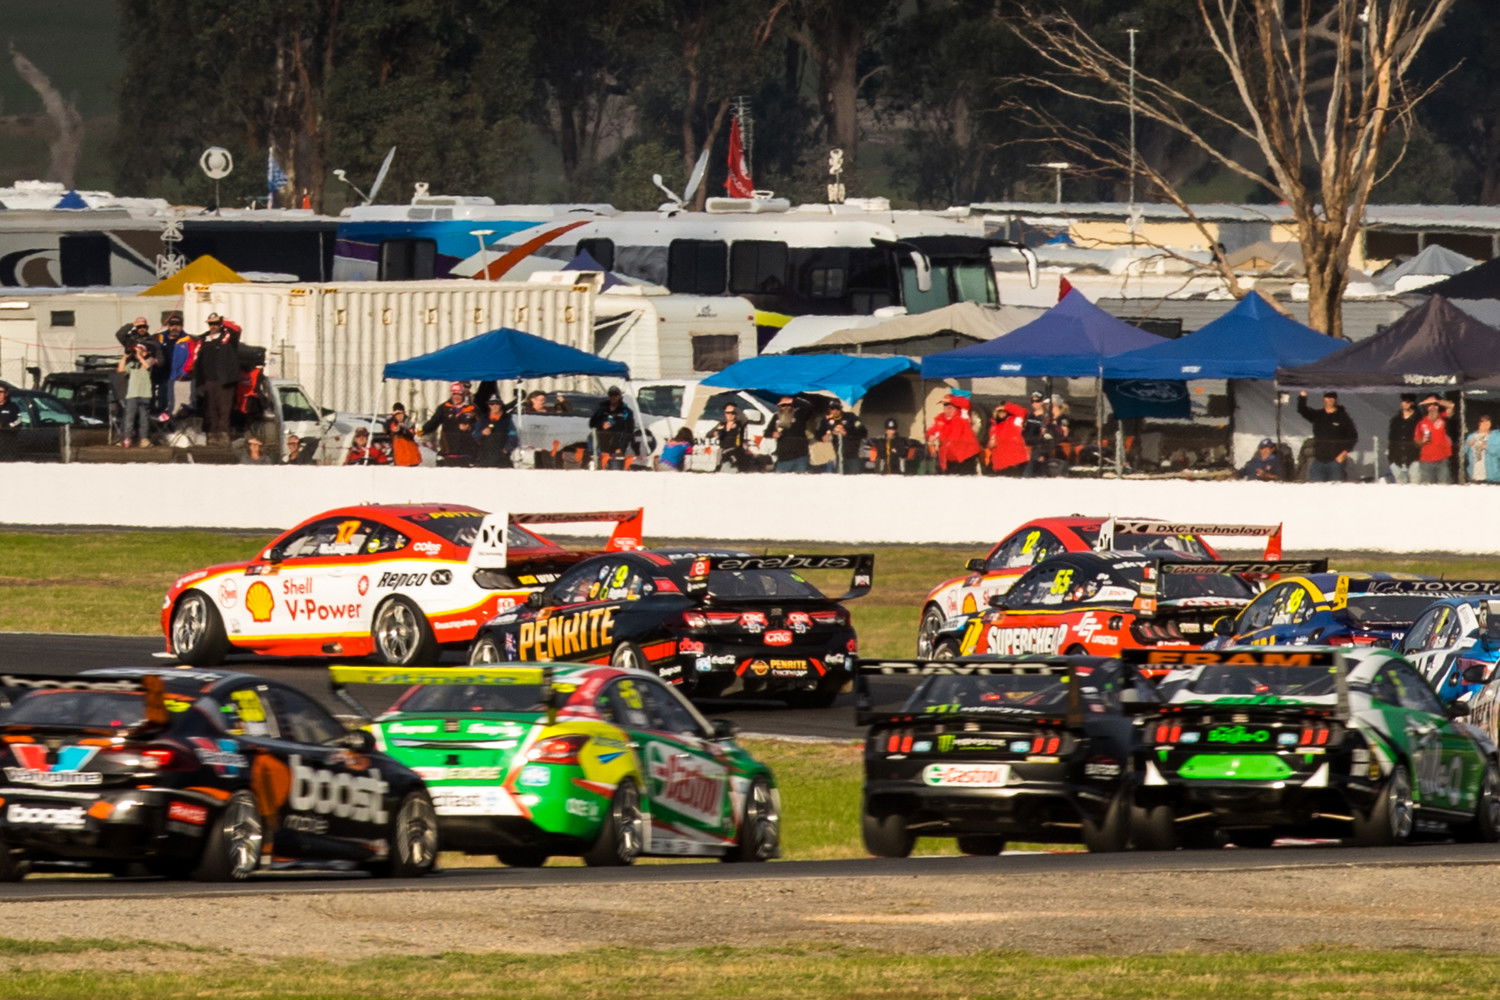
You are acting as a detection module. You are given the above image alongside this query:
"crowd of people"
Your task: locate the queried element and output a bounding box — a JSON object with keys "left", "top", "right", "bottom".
{"left": 109, "top": 311, "right": 246, "bottom": 449}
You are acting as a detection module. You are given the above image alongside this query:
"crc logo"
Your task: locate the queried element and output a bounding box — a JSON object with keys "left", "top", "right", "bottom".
{"left": 764, "top": 630, "right": 793, "bottom": 646}
{"left": 430, "top": 569, "right": 453, "bottom": 585}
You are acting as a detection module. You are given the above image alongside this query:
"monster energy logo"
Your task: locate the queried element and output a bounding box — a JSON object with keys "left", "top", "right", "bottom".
{"left": 938, "top": 734, "right": 955, "bottom": 752}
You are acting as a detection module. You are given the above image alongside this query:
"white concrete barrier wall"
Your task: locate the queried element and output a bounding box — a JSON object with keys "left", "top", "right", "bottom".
{"left": 5, "top": 464, "right": 1499, "bottom": 555}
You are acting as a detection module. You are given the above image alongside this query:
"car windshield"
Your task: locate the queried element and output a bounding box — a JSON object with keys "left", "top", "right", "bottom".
{"left": 1112, "top": 561, "right": 1253, "bottom": 600}
{"left": 400, "top": 511, "right": 557, "bottom": 550}
{"left": 1346, "top": 595, "right": 1438, "bottom": 625}
{"left": 903, "top": 673, "right": 1071, "bottom": 714}
{"left": 398, "top": 684, "right": 545, "bottom": 714}
{"left": 4, "top": 691, "right": 146, "bottom": 728}
{"left": 708, "top": 569, "right": 825, "bottom": 600}
{"left": 1072, "top": 529, "right": 1210, "bottom": 557}
{"left": 278, "top": 386, "right": 322, "bottom": 423}
{"left": 1159, "top": 664, "right": 1339, "bottom": 700}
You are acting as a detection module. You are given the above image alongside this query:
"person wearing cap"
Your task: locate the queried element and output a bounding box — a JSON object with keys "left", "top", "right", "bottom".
{"left": 812, "top": 399, "right": 867, "bottom": 474}
{"left": 117, "top": 332, "right": 157, "bottom": 448}
{"left": 767, "top": 395, "right": 814, "bottom": 473}
{"left": 165, "top": 312, "right": 198, "bottom": 416}
{"left": 588, "top": 386, "right": 638, "bottom": 467}
{"left": 195, "top": 312, "right": 241, "bottom": 443}
{"left": 343, "top": 426, "right": 390, "bottom": 466}
{"left": 926, "top": 393, "right": 981, "bottom": 475}
{"left": 870, "top": 417, "right": 918, "bottom": 475}
{"left": 1237, "top": 438, "right": 1285, "bottom": 481}
{"left": 474, "top": 396, "right": 516, "bottom": 468}
{"left": 1465, "top": 414, "right": 1500, "bottom": 483}
{"left": 1387, "top": 394, "right": 1421, "bottom": 483}
{"left": 1414, "top": 394, "right": 1456, "bottom": 483}
{"left": 706, "top": 401, "right": 749, "bottom": 472}
{"left": 1296, "top": 390, "right": 1358, "bottom": 482}
{"left": 281, "top": 432, "right": 315, "bottom": 465}
{"left": 420, "top": 382, "right": 476, "bottom": 457}
{"left": 1021, "top": 391, "right": 1057, "bottom": 477}
{"left": 984, "top": 400, "right": 1029, "bottom": 476}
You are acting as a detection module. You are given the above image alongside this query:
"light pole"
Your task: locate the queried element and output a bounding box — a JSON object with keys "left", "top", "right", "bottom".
{"left": 1127, "top": 27, "right": 1139, "bottom": 212}
{"left": 470, "top": 229, "right": 495, "bottom": 279}
{"left": 1036, "top": 162, "right": 1072, "bottom": 204}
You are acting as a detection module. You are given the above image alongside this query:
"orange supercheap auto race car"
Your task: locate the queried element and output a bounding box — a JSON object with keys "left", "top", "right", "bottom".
{"left": 915, "top": 516, "right": 1286, "bottom": 656}
{"left": 162, "top": 505, "right": 643, "bottom": 666}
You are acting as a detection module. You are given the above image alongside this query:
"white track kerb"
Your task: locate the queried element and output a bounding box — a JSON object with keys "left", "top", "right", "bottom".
{"left": 6, "top": 464, "right": 1497, "bottom": 554}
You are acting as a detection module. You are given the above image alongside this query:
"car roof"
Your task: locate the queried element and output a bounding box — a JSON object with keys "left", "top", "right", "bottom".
{"left": 78, "top": 666, "right": 268, "bottom": 695}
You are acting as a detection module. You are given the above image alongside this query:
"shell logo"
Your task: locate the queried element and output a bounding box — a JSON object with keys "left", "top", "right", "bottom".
{"left": 245, "top": 581, "right": 275, "bottom": 623}
{"left": 962, "top": 593, "right": 977, "bottom": 614}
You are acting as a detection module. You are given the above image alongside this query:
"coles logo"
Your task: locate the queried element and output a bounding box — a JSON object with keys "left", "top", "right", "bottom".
{"left": 764, "top": 630, "right": 793, "bottom": 646}
{"left": 358, "top": 575, "right": 370, "bottom": 596}
{"left": 218, "top": 579, "right": 239, "bottom": 608}
{"left": 412, "top": 541, "right": 441, "bottom": 556}
{"left": 245, "top": 581, "right": 275, "bottom": 623}
{"left": 691, "top": 558, "right": 710, "bottom": 578}
{"left": 645, "top": 744, "right": 726, "bottom": 826}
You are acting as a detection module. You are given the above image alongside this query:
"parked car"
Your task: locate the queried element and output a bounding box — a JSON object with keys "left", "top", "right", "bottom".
{"left": 633, "top": 379, "right": 779, "bottom": 465}
{"left": 0, "top": 379, "right": 105, "bottom": 461}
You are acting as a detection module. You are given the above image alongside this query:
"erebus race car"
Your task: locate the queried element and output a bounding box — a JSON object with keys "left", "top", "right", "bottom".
{"left": 1127, "top": 648, "right": 1500, "bottom": 849}
{"left": 931, "top": 553, "right": 1320, "bottom": 666}
{"left": 915, "top": 517, "right": 1284, "bottom": 656}
{"left": 855, "top": 657, "right": 1158, "bottom": 857}
{"left": 469, "top": 550, "right": 872, "bottom": 707}
{"left": 0, "top": 669, "right": 434, "bottom": 881}
{"left": 163, "top": 505, "right": 643, "bottom": 666}
{"left": 331, "top": 664, "right": 778, "bottom": 866}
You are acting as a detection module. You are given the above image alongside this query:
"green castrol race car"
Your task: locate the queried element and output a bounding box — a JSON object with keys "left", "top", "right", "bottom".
{"left": 329, "top": 664, "right": 780, "bottom": 867}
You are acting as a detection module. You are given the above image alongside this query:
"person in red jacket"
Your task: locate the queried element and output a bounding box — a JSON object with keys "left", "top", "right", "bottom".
{"left": 984, "top": 400, "right": 1029, "bottom": 476}
{"left": 926, "top": 393, "right": 980, "bottom": 474}
{"left": 1414, "top": 394, "right": 1456, "bottom": 483}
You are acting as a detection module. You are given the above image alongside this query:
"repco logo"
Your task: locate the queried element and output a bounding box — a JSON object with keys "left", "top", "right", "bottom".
{"left": 378, "top": 572, "right": 428, "bottom": 588}
{"left": 288, "top": 755, "right": 389, "bottom": 824}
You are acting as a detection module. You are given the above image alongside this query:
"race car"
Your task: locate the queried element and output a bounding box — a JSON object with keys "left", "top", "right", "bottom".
{"left": 468, "top": 550, "right": 872, "bottom": 707}
{"left": 330, "top": 664, "right": 779, "bottom": 866}
{"left": 163, "top": 505, "right": 643, "bottom": 667}
{"left": 1207, "top": 574, "right": 1489, "bottom": 649}
{"left": 855, "top": 656, "right": 1159, "bottom": 857}
{"left": 1128, "top": 647, "right": 1500, "bottom": 849}
{"left": 0, "top": 668, "right": 435, "bottom": 881}
{"left": 1400, "top": 595, "right": 1500, "bottom": 704}
{"left": 929, "top": 553, "right": 1315, "bottom": 664}
{"left": 915, "top": 517, "right": 1284, "bottom": 656}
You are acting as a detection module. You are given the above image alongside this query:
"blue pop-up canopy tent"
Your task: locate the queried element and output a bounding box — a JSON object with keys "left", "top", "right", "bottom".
{"left": 1102, "top": 291, "right": 1344, "bottom": 380}
{"left": 920, "top": 289, "right": 1164, "bottom": 378}
{"left": 382, "top": 327, "right": 629, "bottom": 381}
{"left": 701, "top": 353, "right": 917, "bottom": 403}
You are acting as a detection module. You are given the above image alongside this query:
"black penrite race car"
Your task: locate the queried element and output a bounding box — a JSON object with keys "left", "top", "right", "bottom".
{"left": 854, "top": 656, "right": 1159, "bottom": 856}
{"left": 469, "top": 550, "right": 873, "bottom": 707}
{"left": 1126, "top": 647, "right": 1500, "bottom": 849}
{"left": 0, "top": 669, "right": 436, "bottom": 881}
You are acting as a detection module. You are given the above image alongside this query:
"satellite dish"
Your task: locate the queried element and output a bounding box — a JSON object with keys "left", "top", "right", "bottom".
{"left": 366, "top": 147, "right": 397, "bottom": 205}
{"left": 681, "top": 148, "right": 711, "bottom": 204}
{"left": 652, "top": 173, "right": 683, "bottom": 207}
{"left": 199, "top": 147, "right": 233, "bottom": 180}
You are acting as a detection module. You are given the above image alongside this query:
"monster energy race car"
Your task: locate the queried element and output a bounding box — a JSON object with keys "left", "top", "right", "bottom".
{"left": 331, "top": 663, "right": 780, "bottom": 866}
{"left": 1128, "top": 647, "right": 1500, "bottom": 849}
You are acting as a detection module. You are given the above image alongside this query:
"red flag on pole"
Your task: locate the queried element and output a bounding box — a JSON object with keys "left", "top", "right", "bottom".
{"left": 1058, "top": 276, "right": 1074, "bottom": 301}
{"left": 725, "top": 117, "right": 754, "bottom": 198}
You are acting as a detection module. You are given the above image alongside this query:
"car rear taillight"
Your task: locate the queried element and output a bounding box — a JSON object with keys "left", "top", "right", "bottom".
{"left": 809, "top": 609, "right": 848, "bottom": 626}
{"left": 1325, "top": 634, "right": 1379, "bottom": 647}
{"left": 1029, "top": 733, "right": 1063, "bottom": 755}
{"left": 679, "top": 611, "right": 708, "bottom": 629}
{"left": 527, "top": 734, "right": 588, "bottom": 764}
{"left": 103, "top": 744, "right": 197, "bottom": 772}
{"left": 877, "top": 729, "right": 915, "bottom": 754}
{"left": 1151, "top": 722, "right": 1185, "bottom": 744}
{"left": 1298, "top": 724, "right": 1332, "bottom": 747}
{"left": 1456, "top": 657, "right": 1494, "bottom": 684}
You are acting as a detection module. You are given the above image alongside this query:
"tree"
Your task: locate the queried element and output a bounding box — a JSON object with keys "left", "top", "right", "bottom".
{"left": 786, "top": 0, "right": 898, "bottom": 168}
{"left": 1009, "top": 0, "right": 1458, "bottom": 337}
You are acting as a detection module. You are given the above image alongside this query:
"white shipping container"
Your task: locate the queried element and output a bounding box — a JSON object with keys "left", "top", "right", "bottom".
{"left": 0, "top": 288, "right": 165, "bottom": 385}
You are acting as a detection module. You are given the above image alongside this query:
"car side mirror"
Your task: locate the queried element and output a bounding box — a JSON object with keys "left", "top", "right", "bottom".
{"left": 1213, "top": 617, "right": 1234, "bottom": 638}
{"left": 1447, "top": 702, "right": 1471, "bottom": 719}
{"left": 526, "top": 590, "right": 547, "bottom": 609}
{"left": 987, "top": 593, "right": 1006, "bottom": 609}
{"left": 1463, "top": 663, "right": 1489, "bottom": 684}
{"left": 709, "top": 718, "right": 737, "bottom": 741}
{"left": 1118, "top": 692, "right": 1158, "bottom": 715}
{"left": 965, "top": 558, "right": 985, "bottom": 573}
{"left": 266, "top": 545, "right": 286, "bottom": 564}
{"left": 337, "top": 728, "right": 376, "bottom": 752}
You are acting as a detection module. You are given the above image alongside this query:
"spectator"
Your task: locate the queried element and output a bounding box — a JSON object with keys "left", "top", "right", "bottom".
{"left": 926, "top": 393, "right": 980, "bottom": 475}
{"left": 813, "top": 400, "right": 867, "bottom": 475}
{"left": 238, "top": 435, "right": 272, "bottom": 465}
{"left": 385, "top": 402, "right": 422, "bottom": 467}
{"left": 767, "top": 395, "right": 813, "bottom": 473}
{"left": 1415, "top": 395, "right": 1456, "bottom": 483}
{"left": 706, "top": 402, "right": 749, "bottom": 472}
{"left": 0, "top": 384, "right": 19, "bottom": 463}
{"left": 1466, "top": 414, "right": 1500, "bottom": 483}
{"left": 344, "top": 426, "right": 389, "bottom": 465}
{"left": 421, "top": 382, "right": 476, "bottom": 455}
{"left": 195, "top": 313, "right": 241, "bottom": 444}
{"left": 442, "top": 413, "right": 480, "bottom": 466}
{"left": 658, "top": 427, "right": 694, "bottom": 470}
{"left": 1050, "top": 395, "right": 1073, "bottom": 462}
{"left": 282, "top": 433, "right": 315, "bottom": 465}
{"left": 474, "top": 397, "right": 515, "bottom": 468}
{"left": 984, "top": 401, "right": 1029, "bottom": 476}
{"left": 165, "top": 313, "right": 198, "bottom": 416}
{"left": 1387, "top": 394, "right": 1421, "bottom": 483}
{"left": 1237, "top": 438, "right": 1285, "bottom": 481}
{"left": 117, "top": 339, "right": 156, "bottom": 448}
{"left": 1021, "top": 391, "right": 1057, "bottom": 477}
{"left": 1296, "top": 390, "right": 1358, "bottom": 482}
{"left": 588, "top": 386, "right": 638, "bottom": 465}
{"left": 870, "top": 417, "right": 918, "bottom": 475}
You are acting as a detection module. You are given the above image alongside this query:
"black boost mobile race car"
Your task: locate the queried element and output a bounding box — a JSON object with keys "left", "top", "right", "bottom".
{"left": 469, "top": 550, "right": 873, "bottom": 707}
{"left": 0, "top": 669, "right": 437, "bottom": 881}
{"left": 1127, "top": 648, "right": 1500, "bottom": 849}
{"left": 855, "top": 656, "right": 1159, "bottom": 856}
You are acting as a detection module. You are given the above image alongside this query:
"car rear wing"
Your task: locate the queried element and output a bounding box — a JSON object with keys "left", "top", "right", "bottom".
{"left": 1341, "top": 579, "right": 1500, "bottom": 607}
{"left": 853, "top": 657, "right": 1085, "bottom": 728}
{"left": 328, "top": 664, "right": 560, "bottom": 725}
{"left": 467, "top": 508, "right": 644, "bottom": 570}
{"left": 1121, "top": 648, "right": 1349, "bottom": 719}
{"left": 685, "top": 553, "right": 874, "bottom": 602}
{"left": 0, "top": 673, "right": 170, "bottom": 733}
{"left": 1097, "top": 518, "right": 1285, "bottom": 559}
{"left": 1135, "top": 558, "right": 1328, "bottom": 617}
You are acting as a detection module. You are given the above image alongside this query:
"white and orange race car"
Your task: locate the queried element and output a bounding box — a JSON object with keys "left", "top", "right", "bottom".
{"left": 161, "top": 505, "right": 643, "bottom": 666}
{"left": 915, "top": 516, "right": 1286, "bottom": 656}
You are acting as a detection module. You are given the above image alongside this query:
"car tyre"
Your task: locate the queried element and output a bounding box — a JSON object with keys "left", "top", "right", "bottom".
{"left": 584, "top": 779, "right": 644, "bottom": 867}
{"left": 495, "top": 848, "right": 549, "bottom": 868}
{"left": 193, "top": 791, "right": 263, "bottom": 881}
{"left": 861, "top": 807, "right": 914, "bottom": 858}
{"left": 932, "top": 638, "right": 961, "bottom": 661}
{"left": 1351, "top": 763, "right": 1415, "bottom": 847}
{"left": 917, "top": 604, "right": 947, "bottom": 658}
{"left": 368, "top": 791, "right": 439, "bottom": 878}
{"left": 372, "top": 597, "right": 438, "bottom": 666}
{"left": 610, "top": 642, "right": 648, "bottom": 674}
{"left": 956, "top": 835, "right": 1006, "bottom": 856}
{"left": 1082, "top": 790, "right": 1131, "bottom": 853}
{"left": 172, "top": 590, "right": 231, "bottom": 667}
{"left": 1456, "top": 765, "right": 1500, "bottom": 843}
{"left": 0, "top": 839, "right": 25, "bottom": 882}
{"left": 468, "top": 636, "right": 503, "bottom": 665}
{"left": 722, "top": 777, "right": 779, "bottom": 863}
{"left": 1130, "top": 803, "right": 1179, "bottom": 851}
